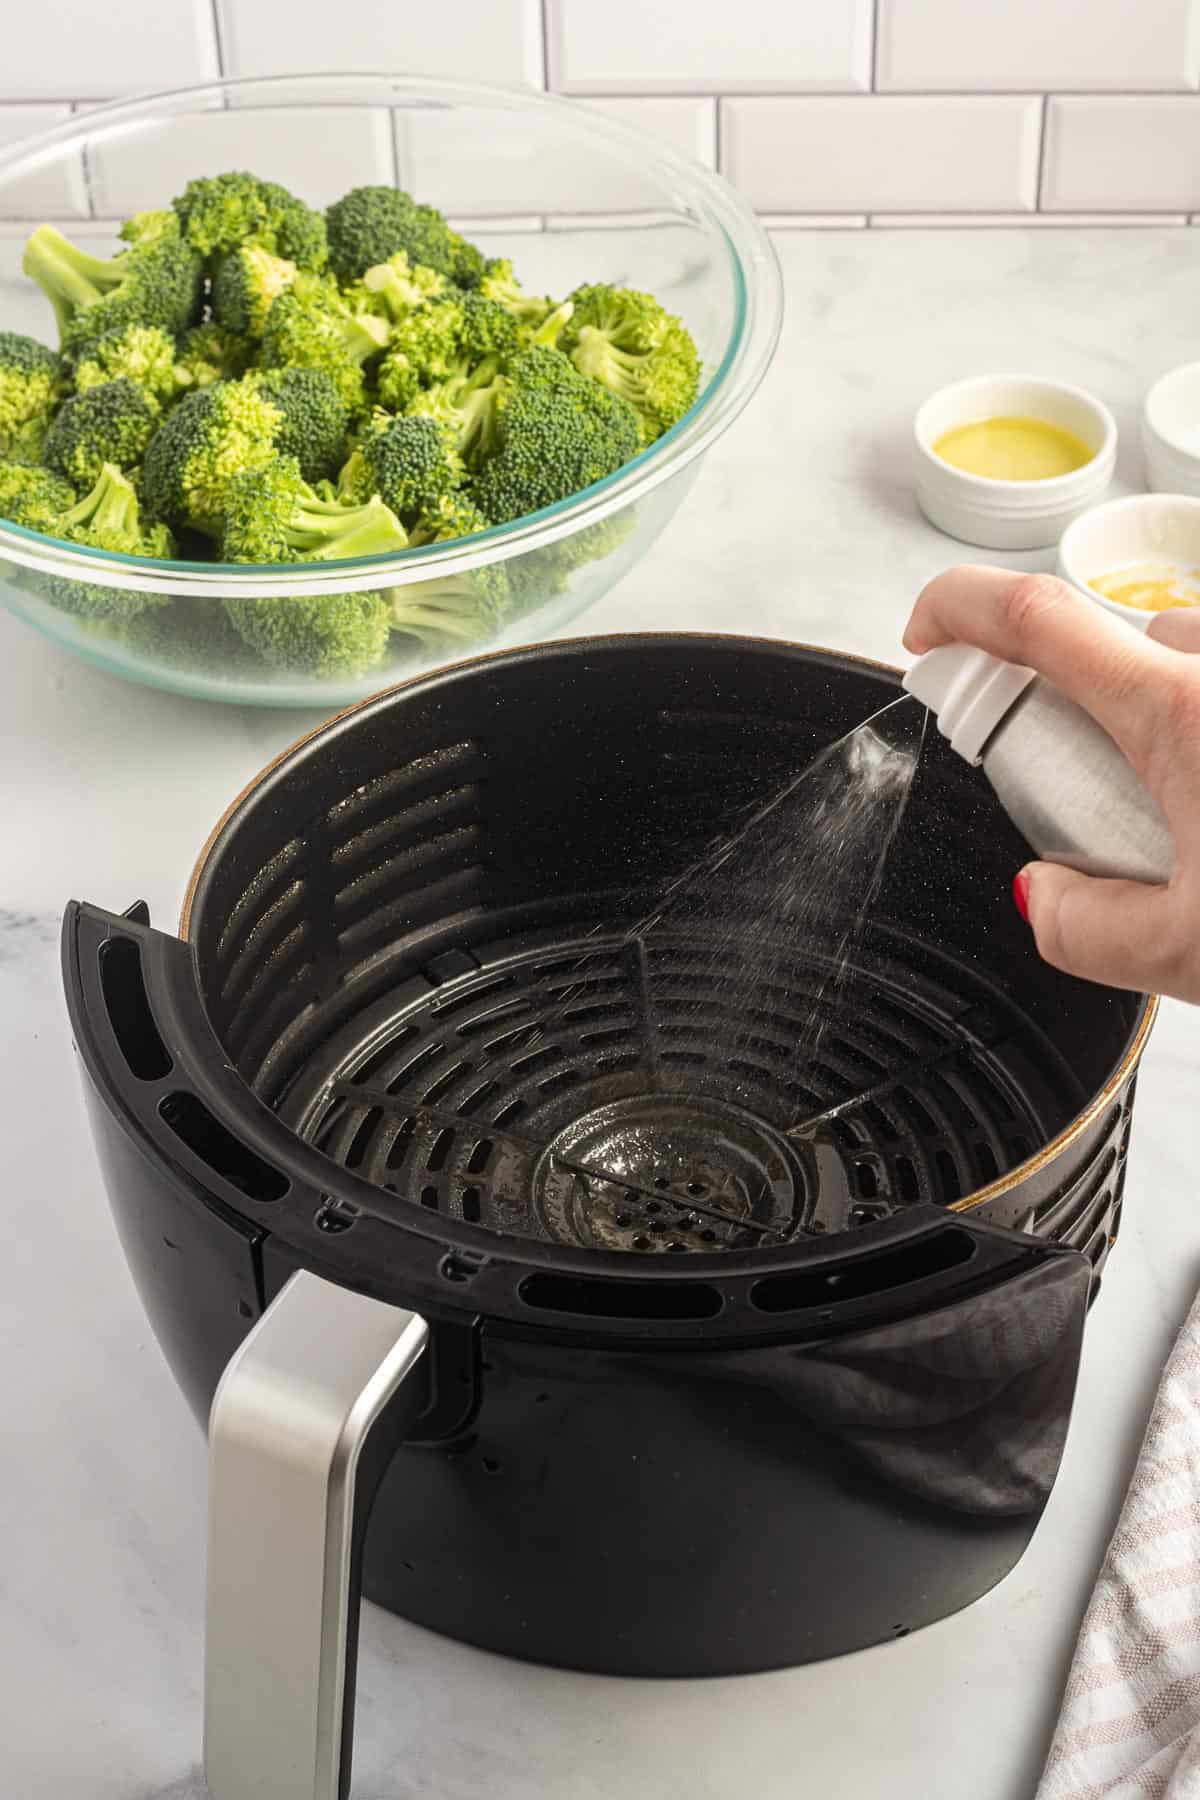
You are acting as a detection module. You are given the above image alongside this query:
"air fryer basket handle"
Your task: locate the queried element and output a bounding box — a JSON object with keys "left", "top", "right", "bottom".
{"left": 204, "top": 1271, "right": 430, "bottom": 1800}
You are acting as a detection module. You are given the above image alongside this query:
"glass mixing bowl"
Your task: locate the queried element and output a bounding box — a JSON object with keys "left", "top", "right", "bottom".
{"left": 0, "top": 73, "right": 781, "bottom": 707}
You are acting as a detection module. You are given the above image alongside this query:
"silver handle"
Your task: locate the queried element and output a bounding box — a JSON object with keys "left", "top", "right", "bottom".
{"left": 204, "top": 1270, "right": 430, "bottom": 1800}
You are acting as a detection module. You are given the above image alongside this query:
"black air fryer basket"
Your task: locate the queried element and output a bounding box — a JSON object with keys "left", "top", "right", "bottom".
{"left": 64, "top": 635, "right": 1151, "bottom": 1800}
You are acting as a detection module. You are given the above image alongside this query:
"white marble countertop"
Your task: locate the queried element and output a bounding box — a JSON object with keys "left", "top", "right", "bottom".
{"left": 5, "top": 226, "right": 1200, "bottom": 1800}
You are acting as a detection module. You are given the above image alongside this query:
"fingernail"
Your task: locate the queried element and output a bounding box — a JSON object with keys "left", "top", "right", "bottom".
{"left": 1012, "top": 868, "right": 1031, "bottom": 924}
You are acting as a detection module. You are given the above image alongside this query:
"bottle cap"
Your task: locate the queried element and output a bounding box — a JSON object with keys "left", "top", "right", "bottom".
{"left": 902, "top": 643, "right": 1037, "bottom": 765}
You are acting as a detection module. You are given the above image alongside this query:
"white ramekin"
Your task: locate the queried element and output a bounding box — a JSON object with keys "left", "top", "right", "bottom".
{"left": 1057, "top": 492, "right": 1200, "bottom": 634}
{"left": 1142, "top": 361, "right": 1200, "bottom": 497}
{"left": 914, "top": 374, "right": 1117, "bottom": 551}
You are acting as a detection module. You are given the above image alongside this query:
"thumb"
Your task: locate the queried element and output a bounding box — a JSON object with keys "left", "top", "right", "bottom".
{"left": 1148, "top": 608, "right": 1200, "bottom": 654}
{"left": 1019, "top": 860, "right": 1173, "bottom": 993}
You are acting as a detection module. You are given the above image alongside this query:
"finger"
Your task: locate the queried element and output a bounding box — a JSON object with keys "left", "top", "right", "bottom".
{"left": 1148, "top": 608, "right": 1200, "bottom": 654}
{"left": 1019, "top": 860, "right": 1191, "bottom": 998}
{"left": 903, "top": 567, "right": 1177, "bottom": 770}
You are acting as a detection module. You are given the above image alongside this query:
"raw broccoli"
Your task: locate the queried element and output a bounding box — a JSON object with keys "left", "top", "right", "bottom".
{"left": 22, "top": 216, "right": 202, "bottom": 358}
{"left": 0, "top": 330, "right": 63, "bottom": 458}
{"left": 473, "top": 345, "right": 640, "bottom": 524}
{"left": 361, "top": 251, "right": 448, "bottom": 319}
{"left": 141, "top": 378, "right": 286, "bottom": 535}
{"left": 60, "top": 460, "right": 174, "bottom": 557}
{"left": 478, "top": 257, "right": 554, "bottom": 325}
{"left": 258, "top": 273, "right": 390, "bottom": 415}
{"left": 211, "top": 243, "right": 299, "bottom": 337}
{"left": 391, "top": 491, "right": 511, "bottom": 648}
{"left": 175, "top": 321, "right": 253, "bottom": 389}
{"left": 246, "top": 367, "right": 348, "bottom": 483}
{"left": 407, "top": 358, "right": 509, "bottom": 470}
{"left": 71, "top": 323, "right": 180, "bottom": 407}
{"left": 337, "top": 414, "right": 463, "bottom": 523}
{"left": 93, "top": 595, "right": 254, "bottom": 673}
{"left": 220, "top": 459, "right": 405, "bottom": 677}
{"left": 0, "top": 458, "right": 76, "bottom": 532}
{"left": 325, "top": 186, "right": 484, "bottom": 287}
{"left": 372, "top": 297, "right": 466, "bottom": 408}
{"left": 43, "top": 377, "right": 159, "bottom": 488}
{"left": 458, "top": 293, "right": 522, "bottom": 362}
{"left": 227, "top": 588, "right": 394, "bottom": 678}
{"left": 173, "top": 171, "right": 327, "bottom": 269}
{"left": 220, "top": 454, "right": 407, "bottom": 563}
{"left": 118, "top": 209, "right": 179, "bottom": 249}
{"left": 38, "top": 462, "right": 174, "bottom": 624}
{"left": 560, "top": 284, "right": 700, "bottom": 445}
{"left": 141, "top": 367, "right": 347, "bottom": 536}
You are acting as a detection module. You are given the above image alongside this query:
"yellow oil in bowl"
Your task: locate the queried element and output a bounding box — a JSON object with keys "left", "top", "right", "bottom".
{"left": 1091, "top": 563, "right": 1200, "bottom": 613}
{"left": 932, "top": 416, "right": 1095, "bottom": 482}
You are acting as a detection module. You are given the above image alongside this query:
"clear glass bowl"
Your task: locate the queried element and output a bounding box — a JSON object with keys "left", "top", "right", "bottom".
{"left": 0, "top": 73, "right": 781, "bottom": 707}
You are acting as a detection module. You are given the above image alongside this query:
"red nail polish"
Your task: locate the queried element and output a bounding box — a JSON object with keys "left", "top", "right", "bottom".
{"left": 1012, "top": 869, "right": 1031, "bottom": 924}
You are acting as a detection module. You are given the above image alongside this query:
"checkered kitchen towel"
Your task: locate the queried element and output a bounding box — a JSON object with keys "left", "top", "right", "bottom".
{"left": 1038, "top": 1300, "right": 1200, "bottom": 1799}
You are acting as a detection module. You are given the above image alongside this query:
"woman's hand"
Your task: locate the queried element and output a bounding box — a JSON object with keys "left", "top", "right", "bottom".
{"left": 903, "top": 566, "right": 1200, "bottom": 1003}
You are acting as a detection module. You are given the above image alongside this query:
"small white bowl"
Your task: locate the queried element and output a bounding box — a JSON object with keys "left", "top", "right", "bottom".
{"left": 1058, "top": 492, "right": 1200, "bottom": 634}
{"left": 1142, "top": 361, "right": 1200, "bottom": 496}
{"left": 914, "top": 373, "right": 1117, "bottom": 551}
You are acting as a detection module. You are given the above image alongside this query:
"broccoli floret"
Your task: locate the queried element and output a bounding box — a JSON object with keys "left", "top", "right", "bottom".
{"left": 560, "top": 284, "right": 700, "bottom": 445}
{"left": 43, "top": 377, "right": 159, "bottom": 488}
{"left": 407, "top": 358, "right": 509, "bottom": 470}
{"left": 71, "top": 323, "right": 180, "bottom": 407}
{"left": 226, "top": 589, "right": 394, "bottom": 678}
{"left": 175, "top": 321, "right": 253, "bottom": 389}
{"left": 219, "top": 458, "right": 406, "bottom": 676}
{"left": 246, "top": 366, "right": 348, "bottom": 484}
{"left": 472, "top": 345, "right": 640, "bottom": 524}
{"left": 142, "top": 368, "right": 347, "bottom": 537}
{"left": 93, "top": 596, "right": 254, "bottom": 673}
{"left": 141, "top": 378, "right": 284, "bottom": 535}
{"left": 361, "top": 251, "right": 448, "bottom": 320}
{"left": 118, "top": 209, "right": 178, "bottom": 249}
{"left": 220, "top": 454, "right": 407, "bottom": 562}
{"left": 173, "top": 171, "right": 327, "bottom": 270}
{"left": 372, "top": 297, "right": 466, "bottom": 406}
{"left": 478, "top": 257, "right": 553, "bottom": 324}
{"left": 61, "top": 460, "right": 174, "bottom": 557}
{"left": 0, "top": 330, "right": 63, "bottom": 458}
{"left": 0, "top": 458, "right": 76, "bottom": 532}
{"left": 474, "top": 260, "right": 574, "bottom": 347}
{"left": 22, "top": 217, "right": 202, "bottom": 358}
{"left": 458, "top": 293, "right": 522, "bottom": 363}
{"left": 36, "top": 463, "right": 174, "bottom": 625}
{"left": 390, "top": 491, "right": 510, "bottom": 649}
{"left": 211, "top": 243, "right": 299, "bottom": 337}
{"left": 408, "top": 491, "right": 492, "bottom": 546}
{"left": 338, "top": 414, "right": 463, "bottom": 524}
{"left": 258, "top": 273, "right": 390, "bottom": 415}
{"left": 325, "top": 186, "right": 484, "bottom": 288}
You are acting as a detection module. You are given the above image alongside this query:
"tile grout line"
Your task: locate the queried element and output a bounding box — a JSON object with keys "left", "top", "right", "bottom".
{"left": 208, "top": 0, "right": 228, "bottom": 78}
{"left": 867, "top": 0, "right": 880, "bottom": 218}
{"left": 539, "top": 0, "right": 552, "bottom": 90}
{"left": 524, "top": 86, "right": 1195, "bottom": 100}
{"left": 713, "top": 96, "right": 724, "bottom": 175}
{"left": 1035, "top": 93, "right": 1048, "bottom": 211}
{"left": 1, "top": 86, "right": 1198, "bottom": 107}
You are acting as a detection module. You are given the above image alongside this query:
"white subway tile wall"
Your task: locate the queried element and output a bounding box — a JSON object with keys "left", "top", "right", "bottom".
{"left": 0, "top": 0, "right": 1199, "bottom": 224}
{"left": 876, "top": 0, "right": 1197, "bottom": 93}
{"left": 723, "top": 96, "right": 1042, "bottom": 213}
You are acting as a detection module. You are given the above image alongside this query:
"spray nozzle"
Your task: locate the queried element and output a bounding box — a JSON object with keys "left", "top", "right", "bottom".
{"left": 902, "top": 644, "right": 1037, "bottom": 766}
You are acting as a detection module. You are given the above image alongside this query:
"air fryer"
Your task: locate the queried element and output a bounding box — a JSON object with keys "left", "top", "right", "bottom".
{"left": 63, "top": 635, "right": 1151, "bottom": 1800}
